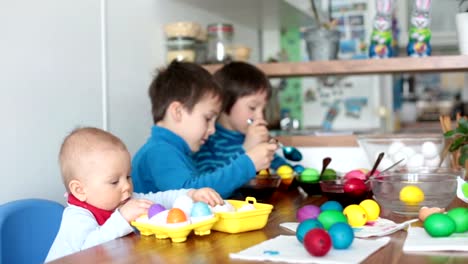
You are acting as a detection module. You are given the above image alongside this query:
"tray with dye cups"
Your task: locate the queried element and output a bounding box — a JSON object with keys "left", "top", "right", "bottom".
{"left": 212, "top": 197, "right": 274, "bottom": 233}
{"left": 131, "top": 214, "right": 219, "bottom": 243}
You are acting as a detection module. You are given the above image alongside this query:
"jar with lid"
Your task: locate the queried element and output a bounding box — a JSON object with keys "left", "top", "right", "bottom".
{"left": 206, "top": 23, "right": 234, "bottom": 63}
{"left": 166, "top": 37, "right": 196, "bottom": 63}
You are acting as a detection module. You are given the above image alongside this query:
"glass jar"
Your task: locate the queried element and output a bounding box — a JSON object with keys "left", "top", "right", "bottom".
{"left": 206, "top": 23, "right": 234, "bottom": 63}
{"left": 166, "top": 37, "right": 196, "bottom": 63}
{"left": 194, "top": 29, "right": 207, "bottom": 64}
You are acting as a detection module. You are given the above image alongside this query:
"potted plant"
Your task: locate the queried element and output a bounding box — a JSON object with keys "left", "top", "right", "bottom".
{"left": 456, "top": 0, "right": 468, "bottom": 55}
{"left": 443, "top": 117, "right": 468, "bottom": 170}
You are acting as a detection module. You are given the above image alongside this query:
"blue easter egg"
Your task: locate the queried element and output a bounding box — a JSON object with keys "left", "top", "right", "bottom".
{"left": 296, "top": 219, "right": 323, "bottom": 243}
{"left": 190, "top": 202, "right": 212, "bottom": 217}
{"left": 328, "top": 222, "right": 354, "bottom": 249}
{"left": 320, "top": 201, "right": 343, "bottom": 212}
{"left": 293, "top": 164, "right": 305, "bottom": 174}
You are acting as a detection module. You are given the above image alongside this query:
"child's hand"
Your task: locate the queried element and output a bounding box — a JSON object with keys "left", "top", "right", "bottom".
{"left": 243, "top": 119, "right": 269, "bottom": 150}
{"left": 188, "top": 188, "right": 224, "bottom": 207}
{"left": 246, "top": 142, "right": 278, "bottom": 171}
{"left": 119, "top": 198, "right": 153, "bottom": 222}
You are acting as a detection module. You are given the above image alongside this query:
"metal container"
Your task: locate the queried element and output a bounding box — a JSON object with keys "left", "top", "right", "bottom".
{"left": 303, "top": 26, "right": 340, "bottom": 61}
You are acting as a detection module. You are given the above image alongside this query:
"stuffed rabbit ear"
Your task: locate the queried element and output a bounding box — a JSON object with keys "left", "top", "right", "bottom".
{"left": 415, "top": 0, "right": 432, "bottom": 12}
{"left": 377, "top": 0, "right": 394, "bottom": 14}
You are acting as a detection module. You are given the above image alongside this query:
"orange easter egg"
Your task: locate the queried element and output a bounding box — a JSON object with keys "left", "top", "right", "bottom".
{"left": 167, "top": 208, "right": 187, "bottom": 223}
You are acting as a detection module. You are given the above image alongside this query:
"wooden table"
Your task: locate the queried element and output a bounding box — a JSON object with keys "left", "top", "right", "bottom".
{"left": 49, "top": 190, "right": 468, "bottom": 264}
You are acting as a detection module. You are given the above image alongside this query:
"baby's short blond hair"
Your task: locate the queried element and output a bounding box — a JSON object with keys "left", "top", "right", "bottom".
{"left": 59, "top": 127, "right": 128, "bottom": 191}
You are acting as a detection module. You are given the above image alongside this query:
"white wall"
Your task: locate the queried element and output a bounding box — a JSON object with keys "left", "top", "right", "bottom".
{"left": 0, "top": 0, "right": 269, "bottom": 204}
{"left": 0, "top": 0, "right": 102, "bottom": 204}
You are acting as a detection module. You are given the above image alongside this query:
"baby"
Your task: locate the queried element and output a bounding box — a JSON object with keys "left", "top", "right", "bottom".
{"left": 46, "top": 127, "right": 222, "bottom": 262}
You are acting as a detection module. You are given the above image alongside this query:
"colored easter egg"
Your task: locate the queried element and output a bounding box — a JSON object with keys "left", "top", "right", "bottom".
{"left": 300, "top": 168, "right": 320, "bottom": 183}
{"left": 359, "top": 199, "right": 380, "bottom": 221}
{"left": 148, "top": 203, "right": 166, "bottom": 218}
{"left": 293, "top": 164, "right": 305, "bottom": 174}
{"left": 343, "top": 178, "right": 367, "bottom": 197}
{"left": 321, "top": 168, "right": 337, "bottom": 180}
{"left": 277, "top": 165, "right": 294, "bottom": 179}
{"left": 328, "top": 222, "right": 354, "bottom": 249}
{"left": 399, "top": 185, "right": 425, "bottom": 206}
{"left": 167, "top": 208, "right": 188, "bottom": 224}
{"left": 317, "top": 210, "right": 347, "bottom": 230}
{"left": 424, "top": 213, "right": 456, "bottom": 237}
{"left": 344, "top": 169, "right": 367, "bottom": 181}
{"left": 190, "top": 202, "right": 212, "bottom": 217}
{"left": 296, "top": 219, "right": 324, "bottom": 243}
{"left": 297, "top": 205, "right": 321, "bottom": 222}
{"left": 303, "top": 229, "right": 332, "bottom": 257}
{"left": 343, "top": 204, "right": 368, "bottom": 227}
{"left": 447, "top": 207, "right": 468, "bottom": 233}
{"left": 462, "top": 182, "right": 468, "bottom": 197}
{"left": 320, "top": 201, "right": 343, "bottom": 212}
{"left": 257, "top": 169, "right": 270, "bottom": 177}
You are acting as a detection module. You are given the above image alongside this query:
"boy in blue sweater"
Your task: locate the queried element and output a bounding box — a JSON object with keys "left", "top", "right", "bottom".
{"left": 131, "top": 61, "right": 278, "bottom": 198}
{"left": 193, "top": 62, "right": 289, "bottom": 174}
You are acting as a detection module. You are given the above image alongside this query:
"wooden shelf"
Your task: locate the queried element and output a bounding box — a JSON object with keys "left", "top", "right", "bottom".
{"left": 203, "top": 55, "right": 468, "bottom": 77}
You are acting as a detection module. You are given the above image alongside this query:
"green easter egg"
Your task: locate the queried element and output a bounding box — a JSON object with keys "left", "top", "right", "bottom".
{"left": 300, "top": 168, "right": 320, "bottom": 183}
{"left": 462, "top": 182, "right": 468, "bottom": 198}
{"left": 317, "top": 210, "right": 348, "bottom": 230}
{"left": 447, "top": 207, "right": 468, "bottom": 233}
{"left": 321, "top": 168, "right": 337, "bottom": 180}
{"left": 424, "top": 213, "right": 456, "bottom": 237}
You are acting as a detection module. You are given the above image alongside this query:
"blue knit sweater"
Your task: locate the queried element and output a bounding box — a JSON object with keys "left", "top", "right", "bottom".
{"left": 193, "top": 123, "right": 288, "bottom": 174}
{"left": 131, "top": 125, "right": 256, "bottom": 198}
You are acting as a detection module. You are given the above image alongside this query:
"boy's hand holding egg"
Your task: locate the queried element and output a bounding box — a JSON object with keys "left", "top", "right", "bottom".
{"left": 246, "top": 142, "right": 278, "bottom": 171}
{"left": 188, "top": 188, "right": 224, "bottom": 207}
{"left": 243, "top": 119, "right": 269, "bottom": 150}
{"left": 119, "top": 198, "right": 154, "bottom": 222}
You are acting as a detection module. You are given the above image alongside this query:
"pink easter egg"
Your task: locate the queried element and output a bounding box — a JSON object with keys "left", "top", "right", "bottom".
{"left": 297, "top": 205, "right": 321, "bottom": 222}
{"left": 344, "top": 169, "right": 367, "bottom": 181}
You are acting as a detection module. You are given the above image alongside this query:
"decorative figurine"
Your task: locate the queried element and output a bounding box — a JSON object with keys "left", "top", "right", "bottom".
{"left": 407, "top": 0, "right": 432, "bottom": 57}
{"left": 369, "top": 0, "right": 395, "bottom": 59}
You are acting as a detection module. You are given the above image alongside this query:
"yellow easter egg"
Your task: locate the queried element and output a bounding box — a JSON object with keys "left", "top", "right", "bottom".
{"left": 276, "top": 165, "right": 293, "bottom": 179}
{"left": 343, "top": 204, "right": 368, "bottom": 227}
{"left": 359, "top": 199, "right": 380, "bottom": 221}
{"left": 400, "top": 185, "right": 425, "bottom": 206}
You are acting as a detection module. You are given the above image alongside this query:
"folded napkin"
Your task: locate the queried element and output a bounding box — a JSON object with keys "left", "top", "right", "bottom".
{"left": 403, "top": 226, "right": 468, "bottom": 252}
{"left": 280, "top": 218, "right": 418, "bottom": 238}
{"left": 230, "top": 235, "right": 390, "bottom": 264}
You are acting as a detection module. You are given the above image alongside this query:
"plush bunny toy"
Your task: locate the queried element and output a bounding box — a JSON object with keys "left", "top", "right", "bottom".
{"left": 407, "top": 0, "right": 432, "bottom": 57}
{"left": 369, "top": 0, "right": 395, "bottom": 58}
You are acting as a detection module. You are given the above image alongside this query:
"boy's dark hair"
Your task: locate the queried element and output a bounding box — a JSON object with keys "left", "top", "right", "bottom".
{"left": 149, "top": 60, "right": 222, "bottom": 123}
{"left": 213, "top": 61, "right": 272, "bottom": 114}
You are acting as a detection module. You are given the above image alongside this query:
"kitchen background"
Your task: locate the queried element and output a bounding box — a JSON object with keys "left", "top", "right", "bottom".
{"left": 1, "top": 0, "right": 466, "bottom": 204}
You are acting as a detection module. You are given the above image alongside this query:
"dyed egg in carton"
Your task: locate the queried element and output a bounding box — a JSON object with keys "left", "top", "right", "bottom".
{"left": 131, "top": 198, "right": 218, "bottom": 243}
{"left": 211, "top": 197, "right": 274, "bottom": 233}
{"left": 357, "top": 134, "right": 447, "bottom": 170}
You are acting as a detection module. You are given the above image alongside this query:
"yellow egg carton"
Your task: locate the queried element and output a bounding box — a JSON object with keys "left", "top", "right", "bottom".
{"left": 212, "top": 197, "right": 274, "bottom": 233}
{"left": 131, "top": 215, "right": 218, "bottom": 243}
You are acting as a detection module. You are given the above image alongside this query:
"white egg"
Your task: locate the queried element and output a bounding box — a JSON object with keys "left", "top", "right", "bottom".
{"left": 172, "top": 195, "right": 194, "bottom": 216}
{"left": 421, "top": 141, "right": 438, "bottom": 159}
{"left": 407, "top": 153, "right": 425, "bottom": 168}
{"left": 424, "top": 155, "right": 441, "bottom": 167}
{"left": 392, "top": 151, "right": 408, "bottom": 167}
{"left": 135, "top": 215, "right": 149, "bottom": 223}
{"left": 237, "top": 204, "right": 256, "bottom": 212}
{"left": 149, "top": 209, "right": 170, "bottom": 225}
{"left": 211, "top": 201, "right": 235, "bottom": 213}
{"left": 400, "top": 146, "right": 416, "bottom": 158}
{"left": 388, "top": 142, "right": 405, "bottom": 156}
{"left": 377, "top": 157, "right": 394, "bottom": 171}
